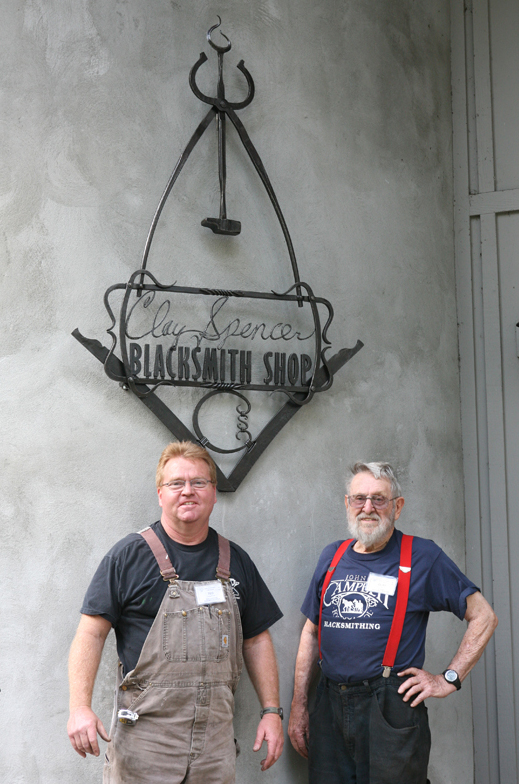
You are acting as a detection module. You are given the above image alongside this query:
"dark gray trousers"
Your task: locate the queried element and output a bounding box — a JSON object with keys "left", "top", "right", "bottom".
{"left": 308, "top": 674, "right": 431, "bottom": 784}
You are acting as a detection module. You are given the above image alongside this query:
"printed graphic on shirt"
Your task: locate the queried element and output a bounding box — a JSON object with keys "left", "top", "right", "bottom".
{"left": 323, "top": 573, "right": 391, "bottom": 621}
{"left": 230, "top": 578, "right": 241, "bottom": 600}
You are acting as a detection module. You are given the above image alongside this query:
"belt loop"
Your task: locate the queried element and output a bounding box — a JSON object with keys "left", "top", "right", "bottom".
{"left": 363, "top": 679, "right": 373, "bottom": 694}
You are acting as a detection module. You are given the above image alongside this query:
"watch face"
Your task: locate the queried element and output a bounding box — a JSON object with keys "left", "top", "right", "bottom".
{"left": 444, "top": 670, "right": 458, "bottom": 682}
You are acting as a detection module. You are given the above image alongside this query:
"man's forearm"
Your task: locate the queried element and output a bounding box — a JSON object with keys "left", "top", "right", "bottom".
{"left": 242, "top": 629, "right": 284, "bottom": 771}
{"left": 243, "top": 629, "right": 280, "bottom": 707}
{"left": 291, "top": 619, "right": 319, "bottom": 706}
{"left": 68, "top": 614, "right": 112, "bottom": 758}
{"left": 398, "top": 591, "right": 498, "bottom": 705}
{"left": 448, "top": 591, "right": 498, "bottom": 681}
{"left": 69, "top": 614, "right": 111, "bottom": 709}
{"left": 288, "top": 619, "right": 319, "bottom": 759}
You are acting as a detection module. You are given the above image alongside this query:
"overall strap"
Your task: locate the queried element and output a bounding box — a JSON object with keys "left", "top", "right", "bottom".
{"left": 216, "top": 534, "right": 231, "bottom": 581}
{"left": 318, "top": 539, "right": 354, "bottom": 662}
{"left": 139, "top": 527, "right": 179, "bottom": 582}
{"left": 381, "top": 533, "right": 414, "bottom": 676}
{"left": 139, "top": 527, "right": 231, "bottom": 582}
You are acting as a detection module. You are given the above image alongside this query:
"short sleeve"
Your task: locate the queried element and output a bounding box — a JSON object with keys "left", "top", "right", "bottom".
{"left": 80, "top": 554, "right": 122, "bottom": 626}
{"left": 424, "top": 550, "right": 480, "bottom": 619}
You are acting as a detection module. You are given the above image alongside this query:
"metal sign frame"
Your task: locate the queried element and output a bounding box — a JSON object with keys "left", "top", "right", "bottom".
{"left": 73, "top": 18, "right": 363, "bottom": 491}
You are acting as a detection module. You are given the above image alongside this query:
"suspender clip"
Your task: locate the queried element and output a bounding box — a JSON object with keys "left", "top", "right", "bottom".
{"left": 382, "top": 666, "right": 392, "bottom": 678}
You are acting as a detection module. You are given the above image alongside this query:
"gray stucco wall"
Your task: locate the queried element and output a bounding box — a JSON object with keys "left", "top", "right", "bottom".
{"left": 0, "top": 2, "right": 470, "bottom": 783}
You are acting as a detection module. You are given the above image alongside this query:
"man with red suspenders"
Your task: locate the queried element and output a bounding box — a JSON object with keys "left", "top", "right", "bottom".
{"left": 67, "top": 441, "right": 284, "bottom": 783}
{"left": 288, "top": 461, "right": 497, "bottom": 784}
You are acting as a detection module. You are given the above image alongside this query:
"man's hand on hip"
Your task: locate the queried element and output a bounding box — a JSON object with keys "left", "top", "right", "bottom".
{"left": 397, "top": 667, "right": 457, "bottom": 706}
{"left": 67, "top": 705, "right": 110, "bottom": 758}
{"left": 253, "top": 713, "right": 284, "bottom": 771}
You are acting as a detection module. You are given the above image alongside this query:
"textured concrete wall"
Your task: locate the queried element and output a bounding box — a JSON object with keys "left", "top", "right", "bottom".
{"left": 0, "top": 2, "right": 470, "bottom": 783}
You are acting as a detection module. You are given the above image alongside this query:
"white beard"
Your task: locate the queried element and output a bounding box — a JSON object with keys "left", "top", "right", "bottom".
{"left": 347, "top": 507, "right": 395, "bottom": 547}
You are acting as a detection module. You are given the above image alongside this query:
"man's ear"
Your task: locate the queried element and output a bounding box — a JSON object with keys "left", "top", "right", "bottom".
{"left": 393, "top": 497, "right": 405, "bottom": 521}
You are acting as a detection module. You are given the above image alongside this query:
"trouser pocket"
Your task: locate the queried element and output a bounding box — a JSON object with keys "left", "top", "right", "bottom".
{"left": 369, "top": 688, "right": 430, "bottom": 784}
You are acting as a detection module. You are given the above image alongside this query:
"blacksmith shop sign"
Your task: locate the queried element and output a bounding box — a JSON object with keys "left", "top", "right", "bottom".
{"left": 73, "top": 19, "right": 363, "bottom": 491}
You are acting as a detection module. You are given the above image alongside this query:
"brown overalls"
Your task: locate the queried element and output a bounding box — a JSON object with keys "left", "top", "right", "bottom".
{"left": 103, "top": 527, "right": 243, "bottom": 784}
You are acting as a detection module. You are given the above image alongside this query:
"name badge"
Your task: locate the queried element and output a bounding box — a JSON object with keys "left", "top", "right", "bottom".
{"left": 365, "top": 572, "right": 398, "bottom": 596}
{"left": 194, "top": 581, "right": 226, "bottom": 606}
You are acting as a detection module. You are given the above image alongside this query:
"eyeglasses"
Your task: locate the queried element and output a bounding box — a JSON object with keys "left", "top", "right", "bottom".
{"left": 161, "top": 478, "right": 214, "bottom": 491}
{"left": 347, "top": 494, "right": 399, "bottom": 510}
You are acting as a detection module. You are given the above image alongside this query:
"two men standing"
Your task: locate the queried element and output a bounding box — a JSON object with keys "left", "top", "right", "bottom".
{"left": 68, "top": 450, "right": 497, "bottom": 783}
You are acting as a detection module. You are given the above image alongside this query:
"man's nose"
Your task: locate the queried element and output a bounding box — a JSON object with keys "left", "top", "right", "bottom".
{"left": 181, "top": 480, "right": 195, "bottom": 494}
{"left": 362, "top": 497, "right": 375, "bottom": 512}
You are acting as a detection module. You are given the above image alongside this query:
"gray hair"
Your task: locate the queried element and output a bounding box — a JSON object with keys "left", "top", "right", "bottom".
{"left": 345, "top": 462, "right": 402, "bottom": 498}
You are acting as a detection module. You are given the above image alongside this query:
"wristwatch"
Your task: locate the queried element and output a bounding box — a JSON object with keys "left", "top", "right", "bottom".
{"left": 260, "top": 707, "right": 284, "bottom": 719}
{"left": 442, "top": 669, "right": 461, "bottom": 690}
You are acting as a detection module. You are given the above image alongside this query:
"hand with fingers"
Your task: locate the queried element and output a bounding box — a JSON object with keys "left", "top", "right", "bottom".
{"left": 67, "top": 705, "right": 110, "bottom": 758}
{"left": 397, "top": 667, "right": 457, "bottom": 707}
{"left": 288, "top": 702, "right": 310, "bottom": 759}
{"left": 253, "top": 713, "right": 284, "bottom": 771}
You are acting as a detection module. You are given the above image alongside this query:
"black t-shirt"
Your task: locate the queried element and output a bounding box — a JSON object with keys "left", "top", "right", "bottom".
{"left": 81, "top": 522, "right": 283, "bottom": 674}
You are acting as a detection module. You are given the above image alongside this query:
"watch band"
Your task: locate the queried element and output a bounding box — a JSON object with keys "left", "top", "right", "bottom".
{"left": 260, "top": 707, "right": 284, "bottom": 720}
{"left": 442, "top": 669, "right": 462, "bottom": 690}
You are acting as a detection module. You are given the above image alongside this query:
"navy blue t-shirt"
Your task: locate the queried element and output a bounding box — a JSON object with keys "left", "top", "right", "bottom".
{"left": 301, "top": 529, "right": 479, "bottom": 683}
{"left": 82, "top": 523, "right": 283, "bottom": 674}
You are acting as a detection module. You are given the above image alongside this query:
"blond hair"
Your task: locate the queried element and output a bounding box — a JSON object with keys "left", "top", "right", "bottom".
{"left": 156, "top": 441, "right": 217, "bottom": 487}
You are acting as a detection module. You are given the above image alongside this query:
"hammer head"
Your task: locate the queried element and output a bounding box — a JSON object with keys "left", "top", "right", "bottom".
{"left": 201, "top": 217, "right": 241, "bottom": 236}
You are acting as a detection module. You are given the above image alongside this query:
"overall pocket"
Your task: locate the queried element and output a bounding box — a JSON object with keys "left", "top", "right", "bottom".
{"left": 163, "top": 605, "right": 232, "bottom": 662}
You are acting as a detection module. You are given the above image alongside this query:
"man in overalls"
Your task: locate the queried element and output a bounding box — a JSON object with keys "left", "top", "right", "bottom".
{"left": 288, "top": 461, "right": 498, "bottom": 784}
{"left": 68, "top": 441, "right": 284, "bottom": 783}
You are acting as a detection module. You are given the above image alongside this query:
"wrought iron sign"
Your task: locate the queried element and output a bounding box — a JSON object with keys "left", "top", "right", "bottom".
{"left": 73, "top": 18, "right": 363, "bottom": 491}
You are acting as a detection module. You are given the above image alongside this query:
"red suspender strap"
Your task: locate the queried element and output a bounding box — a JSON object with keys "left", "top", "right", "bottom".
{"left": 317, "top": 534, "right": 414, "bottom": 675}
{"left": 381, "top": 533, "right": 414, "bottom": 676}
{"left": 318, "top": 539, "right": 354, "bottom": 662}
